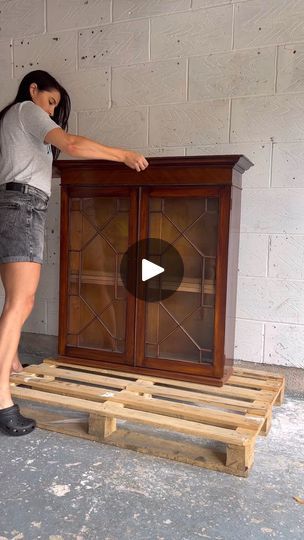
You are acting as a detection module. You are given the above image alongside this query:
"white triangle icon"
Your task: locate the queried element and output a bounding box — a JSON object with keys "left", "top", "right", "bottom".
{"left": 142, "top": 258, "right": 164, "bottom": 282}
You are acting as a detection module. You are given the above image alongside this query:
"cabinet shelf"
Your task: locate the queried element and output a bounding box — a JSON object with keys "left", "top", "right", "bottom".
{"left": 69, "top": 271, "right": 215, "bottom": 294}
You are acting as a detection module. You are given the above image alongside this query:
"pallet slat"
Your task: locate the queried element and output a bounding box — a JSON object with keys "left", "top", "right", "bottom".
{"left": 110, "top": 390, "right": 264, "bottom": 432}
{"left": 22, "top": 364, "right": 130, "bottom": 389}
{"left": 227, "top": 374, "right": 283, "bottom": 391}
{"left": 233, "top": 366, "right": 284, "bottom": 380}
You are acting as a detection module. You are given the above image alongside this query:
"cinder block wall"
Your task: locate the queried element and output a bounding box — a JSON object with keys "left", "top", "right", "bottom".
{"left": 0, "top": 0, "right": 303, "bottom": 368}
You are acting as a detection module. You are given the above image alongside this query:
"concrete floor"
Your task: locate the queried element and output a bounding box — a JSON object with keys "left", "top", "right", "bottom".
{"left": 0, "top": 333, "right": 303, "bottom": 540}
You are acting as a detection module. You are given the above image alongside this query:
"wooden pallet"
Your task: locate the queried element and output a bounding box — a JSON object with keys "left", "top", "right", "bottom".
{"left": 9, "top": 359, "right": 285, "bottom": 477}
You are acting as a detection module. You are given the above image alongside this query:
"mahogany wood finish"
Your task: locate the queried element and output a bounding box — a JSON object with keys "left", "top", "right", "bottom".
{"left": 54, "top": 155, "right": 253, "bottom": 386}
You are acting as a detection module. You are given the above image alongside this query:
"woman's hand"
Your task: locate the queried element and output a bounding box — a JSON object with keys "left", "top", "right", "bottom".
{"left": 123, "top": 150, "right": 149, "bottom": 172}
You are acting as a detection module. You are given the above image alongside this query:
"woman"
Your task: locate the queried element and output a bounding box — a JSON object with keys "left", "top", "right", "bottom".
{"left": 0, "top": 70, "right": 149, "bottom": 436}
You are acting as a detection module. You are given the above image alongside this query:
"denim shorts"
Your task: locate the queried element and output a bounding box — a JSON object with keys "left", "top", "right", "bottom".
{"left": 0, "top": 184, "right": 50, "bottom": 264}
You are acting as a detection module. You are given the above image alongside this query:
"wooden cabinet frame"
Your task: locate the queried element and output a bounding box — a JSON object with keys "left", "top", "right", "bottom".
{"left": 54, "top": 155, "right": 253, "bottom": 386}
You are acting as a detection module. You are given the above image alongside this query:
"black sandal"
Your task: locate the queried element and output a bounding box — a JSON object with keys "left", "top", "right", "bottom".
{"left": 0, "top": 404, "right": 36, "bottom": 436}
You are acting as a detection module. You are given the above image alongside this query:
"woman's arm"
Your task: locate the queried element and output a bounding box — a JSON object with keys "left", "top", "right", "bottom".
{"left": 44, "top": 127, "right": 149, "bottom": 172}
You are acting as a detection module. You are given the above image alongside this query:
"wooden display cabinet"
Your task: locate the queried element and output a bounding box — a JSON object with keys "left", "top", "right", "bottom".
{"left": 54, "top": 155, "right": 253, "bottom": 386}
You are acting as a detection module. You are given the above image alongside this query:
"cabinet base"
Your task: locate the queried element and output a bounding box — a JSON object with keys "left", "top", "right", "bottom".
{"left": 57, "top": 354, "right": 233, "bottom": 387}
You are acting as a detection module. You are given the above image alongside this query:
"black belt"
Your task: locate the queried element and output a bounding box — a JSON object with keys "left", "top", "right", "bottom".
{"left": 3, "top": 182, "right": 29, "bottom": 193}
{"left": 1, "top": 182, "right": 49, "bottom": 202}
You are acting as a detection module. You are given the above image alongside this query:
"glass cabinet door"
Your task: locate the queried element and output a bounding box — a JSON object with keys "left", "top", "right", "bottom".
{"left": 66, "top": 191, "right": 135, "bottom": 360}
{"left": 138, "top": 188, "right": 221, "bottom": 370}
{"left": 63, "top": 185, "right": 225, "bottom": 376}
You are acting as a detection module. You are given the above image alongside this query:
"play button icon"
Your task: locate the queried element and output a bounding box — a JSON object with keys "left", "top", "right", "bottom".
{"left": 120, "top": 238, "right": 184, "bottom": 302}
{"left": 142, "top": 259, "right": 164, "bottom": 282}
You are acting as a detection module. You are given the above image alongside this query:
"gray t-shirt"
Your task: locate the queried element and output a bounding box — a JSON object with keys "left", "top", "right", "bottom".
{"left": 0, "top": 100, "right": 59, "bottom": 197}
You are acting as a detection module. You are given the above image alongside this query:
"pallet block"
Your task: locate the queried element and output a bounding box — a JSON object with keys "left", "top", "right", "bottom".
{"left": 9, "top": 360, "right": 285, "bottom": 477}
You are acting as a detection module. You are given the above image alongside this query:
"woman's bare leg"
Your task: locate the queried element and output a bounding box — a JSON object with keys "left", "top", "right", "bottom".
{"left": 0, "top": 261, "right": 42, "bottom": 409}
{"left": 11, "top": 351, "right": 23, "bottom": 373}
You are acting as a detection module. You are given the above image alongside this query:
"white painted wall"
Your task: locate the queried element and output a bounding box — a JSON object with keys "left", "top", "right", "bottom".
{"left": 0, "top": 0, "right": 303, "bottom": 368}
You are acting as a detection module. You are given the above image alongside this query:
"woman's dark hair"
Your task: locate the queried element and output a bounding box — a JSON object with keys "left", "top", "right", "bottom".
{"left": 0, "top": 70, "right": 71, "bottom": 160}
